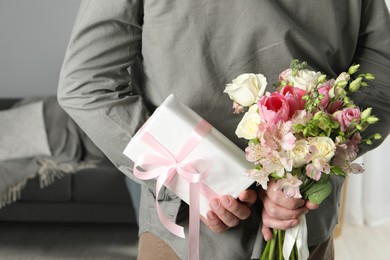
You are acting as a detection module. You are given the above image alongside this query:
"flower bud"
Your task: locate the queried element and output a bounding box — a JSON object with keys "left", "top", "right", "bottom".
{"left": 317, "top": 74, "right": 327, "bottom": 84}
{"left": 366, "top": 116, "right": 379, "bottom": 124}
{"left": 348, "top": 64, "right": 360, "bottom": 75}
{"left": 364, "top": 73, "right": 375, "bottom": 80}
{"left": 313, "top": 111, "right": 323, "bottom": 120}
{"left": 360, "top": 107, "right": 372, "bottom": 120}
{"left": 349, "top": 77, "right": 362, "bottom": 92}
{"left": 335, "top": 80, "right": 348, "bottom": 88}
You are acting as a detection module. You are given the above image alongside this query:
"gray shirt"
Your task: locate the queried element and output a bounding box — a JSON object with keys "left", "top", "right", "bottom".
{"left": 58, "top": 0, "right": 390, "bottom": 259}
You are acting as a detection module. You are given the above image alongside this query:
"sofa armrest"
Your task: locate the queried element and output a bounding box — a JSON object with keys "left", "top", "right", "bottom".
{"left": 0, "top": 98, "right": 20, "bottom": 110}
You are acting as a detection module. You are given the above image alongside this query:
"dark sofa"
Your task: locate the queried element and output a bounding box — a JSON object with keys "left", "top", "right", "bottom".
{"left": 0, "top": 98, "right": 137, "bottom": 224}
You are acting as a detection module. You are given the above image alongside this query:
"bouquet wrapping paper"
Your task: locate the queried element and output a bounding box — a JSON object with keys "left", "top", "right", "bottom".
{"left": 123, "top": 94, "right": 254, "bottom": 260}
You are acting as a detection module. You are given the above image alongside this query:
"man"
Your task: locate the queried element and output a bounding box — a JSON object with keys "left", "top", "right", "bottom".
{"left": 58, "top": 1, "right": 390, "bottom": 259}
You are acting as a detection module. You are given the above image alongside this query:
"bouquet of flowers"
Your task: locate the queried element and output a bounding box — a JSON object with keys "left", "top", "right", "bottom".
{"left": 224, "top": 60, "right": 381, "bottom": 260}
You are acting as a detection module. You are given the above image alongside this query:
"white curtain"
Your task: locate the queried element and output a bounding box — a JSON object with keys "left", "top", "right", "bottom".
{"left": 344, "top": 0, "right": 390, "bottom": 225}
{"left": 345, "top": 138, "right": 390, "bottom": 225}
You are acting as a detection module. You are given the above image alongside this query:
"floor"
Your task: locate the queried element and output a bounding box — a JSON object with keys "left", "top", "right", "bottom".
{"left": 0, "top": 221, "right": 389, "bottom": 259}
{"left": 0, "top": 222, "right": 138, "bottom": 260}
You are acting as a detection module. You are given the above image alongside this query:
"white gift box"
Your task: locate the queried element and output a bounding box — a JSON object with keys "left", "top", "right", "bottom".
{"left": 123, "top": 94, "right": 254, "bottom": 218}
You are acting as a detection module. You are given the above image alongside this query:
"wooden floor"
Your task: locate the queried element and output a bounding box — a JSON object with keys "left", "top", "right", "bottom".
{"left": 0, "top": 221, "right": 389, "bottom": 259}
{"left": 334, "top": 222, "right": 390, "bottom": 260}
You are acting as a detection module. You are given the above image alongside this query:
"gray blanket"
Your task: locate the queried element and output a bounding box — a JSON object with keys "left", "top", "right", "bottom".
{"left": 0, "top": 96, "right": 106, "bottom": 208}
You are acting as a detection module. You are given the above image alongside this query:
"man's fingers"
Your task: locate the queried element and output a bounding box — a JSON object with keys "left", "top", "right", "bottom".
{"left": 262, "top": 195, "right": 308, "bottom": 220}
{"left": 261, "top": 224, "right": 273, "bottom": 241}
{"left": 259, "top": 182, "right": 305, "bottom": 210}
{"left": 305, "top": 200, "right": 319, "bottom": 210}
{"left": 204, "top": 190, "right": 256, "bottom": 233}
{"left": 220, "top": 195, "right": 251, "bottom": 220}
{"left": 238, "top": 189, "right": 257, "bottom": 208}
{"left": 209, "top": 197, "right": 241, "bottom": 227}
{"left": 202, "top": 211, "right": 229, "bottom": 233}
{"left": 262, "top": 209, "right": 299, "bottom": 231}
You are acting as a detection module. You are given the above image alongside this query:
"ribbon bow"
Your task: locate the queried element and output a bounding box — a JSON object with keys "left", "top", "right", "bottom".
{"left": 133, "top": 119, "right": 215, "bottom": 260}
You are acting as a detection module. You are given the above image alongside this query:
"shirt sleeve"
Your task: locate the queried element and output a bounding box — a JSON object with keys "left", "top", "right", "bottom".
{"left": 57, "top": 0, "right": 175, "bottom": 201}
{"left": 352, "top": 0, "right": 390, "bottom": 155}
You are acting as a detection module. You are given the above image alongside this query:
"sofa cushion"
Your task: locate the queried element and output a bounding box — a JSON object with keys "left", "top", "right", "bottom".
{"left": 20, "top": 175, "right": 72, "bottom": 202}
{"left": 0, "top": 101, "right": 52, "bottom": 161}
{"left": 73, "top": 164, "right": 132, "bottom": 204}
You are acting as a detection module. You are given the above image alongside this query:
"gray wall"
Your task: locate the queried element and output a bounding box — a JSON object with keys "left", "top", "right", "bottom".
{"left": 0, "top": 0, "right": 80, "bottom": 98}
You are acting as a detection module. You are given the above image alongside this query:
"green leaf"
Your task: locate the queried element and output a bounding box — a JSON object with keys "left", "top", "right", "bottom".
{"left": 330, "top": 166, "right": 347, "bottom": 177}
{"left": 303, "top": 175, "right": 332, "bottom": 204}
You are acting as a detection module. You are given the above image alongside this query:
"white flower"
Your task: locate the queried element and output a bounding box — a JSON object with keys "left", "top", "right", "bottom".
{"left": 235, "top": 109, "right": 261, "bottom": 140}
{"left": 288, "top": 69, "right": 321, "bottom": 92}
{"left": 288, "top": 139, "right": 310, "bottom": 168}
{"left": 224, "top": 73, "right": 267, "bottom": 106}
{"left": 308, "top": 136, "right": 336, "bottom": 163}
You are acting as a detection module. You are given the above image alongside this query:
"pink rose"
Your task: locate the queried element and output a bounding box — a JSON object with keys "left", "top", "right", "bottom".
{"left": 258, "top": 92, "right": 290, "bottom": 124}
{"left": 280, "top": 85, "right": 306, "bottom": 117}
{"left": 318, "top": 84, "right": 342, "bottom": 113}
{"left": 335, "top": 107, "right": 361, "bottom": 132}
{"left": 318, "top": 85, "right": 332, "bottom": 107}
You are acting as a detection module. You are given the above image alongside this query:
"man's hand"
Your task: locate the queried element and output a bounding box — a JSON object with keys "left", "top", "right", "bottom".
{"left": 259, "top": 181, "right": 319, "bottom": 241}
{"left": 202, "top": 189, "right": 257, "bottom": 233}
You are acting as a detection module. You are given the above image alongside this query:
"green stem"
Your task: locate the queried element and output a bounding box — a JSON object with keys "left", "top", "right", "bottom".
{"left": 260, "top": 238, "right": 272, "bottom": 260}
{"left": 291, "top": 246, "right": 296, "bottom": 260}
{"left": 278, "top": 230, "right": 283, "bottom": 260}
{"left": 267, "top": 229, "right": 278, "bottom": 260}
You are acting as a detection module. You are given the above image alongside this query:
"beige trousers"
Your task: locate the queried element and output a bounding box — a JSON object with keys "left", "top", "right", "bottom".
{"left": 137, "top": 232, "right": 334, "bottom": 260}
{"left": 137, "top": 232, "right": 180, "bottom": 260}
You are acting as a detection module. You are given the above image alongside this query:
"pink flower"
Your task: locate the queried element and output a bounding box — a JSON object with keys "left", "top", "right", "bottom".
{"left": 279, "top": 68, "right": 292, "bottom": 81}
{"left": 245, "top": 142, "right": 269, "bottom": 163}
{"left": 318, "top": 84, "right": 332, "bottom": 108}
{"left": 258, "top": 92, "right": 290, "bottom": 124}
{"left": 345, "top": 163, "right": 364, "bottom": 174}
{"left": 318, "top": 82, "right": 342, "bottom": 113}
{"left": 291, "top": 110, "right": 313, "bottom": 128}
{"left": 246, "top": 169, "right": 270, "bottom": 190}
{"left": 333, "top": 133, "right": 361, "bottom": 170}
{"left": 335, "top": 107, "right": 361, "bottom": 132}
{"left": 275, "top": 173, "right": 302, "bottom": 198}
{"left": 258, "top": 121, "right": 296, "bottom": 151}
{"left": 305, "top": 145, "right": 331, "bottom": 181}
{"left": 280, "top": 85, "right": 306, "bottom": 117}
{"left": 305, "top": 159, "right": 330, "bottom": 181}
{"left": 232, "top": 101, "right": 245, "bottom": 114}
{"left": 259, "top": 150, "right": 292, "bottom": 177}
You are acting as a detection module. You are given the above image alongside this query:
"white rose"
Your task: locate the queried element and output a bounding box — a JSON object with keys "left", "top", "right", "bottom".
{"left": 288, "top": 69, "right": 321, "bottom": 92}
{"left": 288, "top": 139, "right": 309, "bottom": 167}
{"left": 309, "top": 137, "right": 336, "bottom": 162}
{"left": 224, "top": 73, "right": 267, "bottom": 107}
{"left": 235, "top": 110, "right": 261, "bottom": 140}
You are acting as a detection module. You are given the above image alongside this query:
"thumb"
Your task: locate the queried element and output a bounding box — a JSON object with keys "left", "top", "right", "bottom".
{"left": 305, "top": 200, "right": 319, "bottom": 211}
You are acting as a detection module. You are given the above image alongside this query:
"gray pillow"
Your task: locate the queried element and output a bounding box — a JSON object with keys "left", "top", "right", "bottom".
{"left": 0, "top": 101, "right": 52, "bottom": 161}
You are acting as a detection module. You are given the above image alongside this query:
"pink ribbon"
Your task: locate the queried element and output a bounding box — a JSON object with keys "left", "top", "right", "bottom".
{"left": 133, "top": 119, "right": 216, "bottom": 260}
